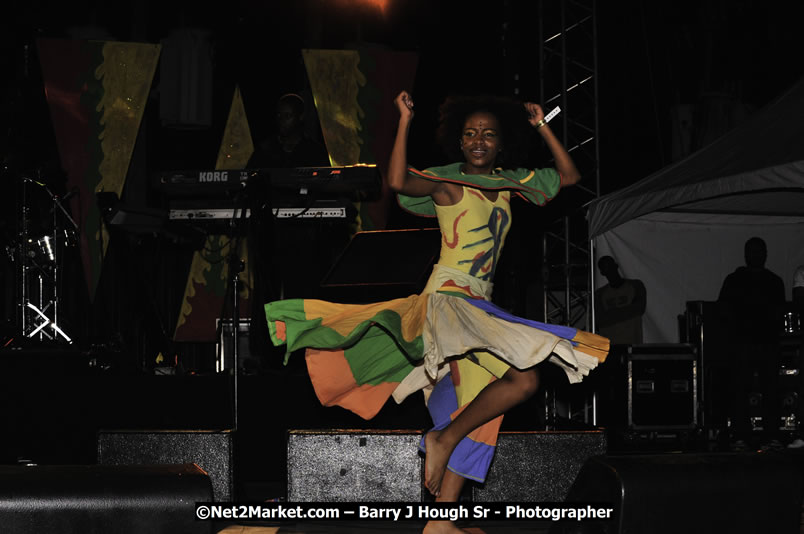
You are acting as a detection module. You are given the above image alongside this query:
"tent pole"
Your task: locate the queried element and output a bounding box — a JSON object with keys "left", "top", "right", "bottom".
{"left": 590, "top": 237, "right": 596, "bottom": 331}
{"left": 589, "top": 237, "right": 597, "bottom": 426}
{"left": 564, "top": 216, "right": 571, "bottom": 324}
{"left": 542, "top": 232, "right": 548, "bottom": 323}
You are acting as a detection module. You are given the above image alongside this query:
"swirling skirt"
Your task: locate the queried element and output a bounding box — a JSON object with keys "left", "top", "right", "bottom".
{"left": 265, "top": 265, "right": 608, "bottom": 482}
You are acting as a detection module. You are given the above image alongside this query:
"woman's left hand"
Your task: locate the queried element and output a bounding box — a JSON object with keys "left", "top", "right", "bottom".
{"left": 524, "top": 103, "right": 545, "bottom": 127}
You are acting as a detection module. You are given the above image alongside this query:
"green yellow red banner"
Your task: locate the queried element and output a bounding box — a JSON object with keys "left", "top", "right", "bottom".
{"left": 173, "top": 86, "right": 254, "bottom": 342}
{"left": 303, "top": 48, "right": 417, "bottom": 230}
{"left": 38, "top": 38, "right": 160, "bottom": 300}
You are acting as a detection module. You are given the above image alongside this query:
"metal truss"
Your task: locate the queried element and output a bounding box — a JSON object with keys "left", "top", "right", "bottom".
{"left": 16, "top": 175, "right": 74, "bottom": 345}
{"left": 538, "top": 0, "right": 600, "bottom": 332}
{"left": 537, "top": 0, "right": 600, "bottom": 428}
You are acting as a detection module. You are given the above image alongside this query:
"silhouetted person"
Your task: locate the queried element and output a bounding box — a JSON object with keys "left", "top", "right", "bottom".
{"left": 719, "top": 237, "right": 786, "bottom": 340}
{"left": 792, "top": 266, "right": 804, "bottom": 415}
{"left": 595, "top": 255, "right": 647, "bottom": 345}
{"left": 794, "top": 265, "right": 804, "bottom": 306}
{"left": 718, "top": 237, "right": 785, "bottom": 443}
{"left": 249, "top": 93, "right": 348, "bottom": 305}
{"left": 248, "top": 93, "right": 329, "bottom": 169}
{"left": 247, "top": 93, "right": 335, "bottom": 371}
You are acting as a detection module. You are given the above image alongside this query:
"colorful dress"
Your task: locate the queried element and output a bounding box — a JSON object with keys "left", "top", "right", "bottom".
{"left": 265, "top": 163, "right": 609, "bottom": 483}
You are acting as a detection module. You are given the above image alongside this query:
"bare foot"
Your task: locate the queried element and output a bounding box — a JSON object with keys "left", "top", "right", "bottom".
{"left": 423, "top": 520, "right": 474, "bottom": 534}
{"left": 424, "top": 430, "right": 452, "bottom": 496}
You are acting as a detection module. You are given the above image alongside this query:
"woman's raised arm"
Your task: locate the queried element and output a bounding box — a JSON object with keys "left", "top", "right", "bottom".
{"left": 524, "top": 102, "right": 581, "bottom": 187}
{"left": 387, "top": 91, "right": 441, "bottom": 197}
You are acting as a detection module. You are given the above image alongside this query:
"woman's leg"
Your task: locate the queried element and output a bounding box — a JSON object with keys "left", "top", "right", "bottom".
{"left": 424, "top": 366, "right": 540, "bottom": 496}
{"left": 423, "top": 471, "right": 472, "bottom": 534}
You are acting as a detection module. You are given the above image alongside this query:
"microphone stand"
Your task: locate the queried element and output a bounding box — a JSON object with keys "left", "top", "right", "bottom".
{"left": 224, "top": 187, "right": 249, "bottom": 432}
{"left": 20, "top": 176, "right": 31, "bottom": 337}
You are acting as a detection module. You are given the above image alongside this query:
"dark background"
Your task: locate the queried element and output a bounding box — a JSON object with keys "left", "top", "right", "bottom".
{"left": 4, "top": 0, "right": 803, "bottom": 191}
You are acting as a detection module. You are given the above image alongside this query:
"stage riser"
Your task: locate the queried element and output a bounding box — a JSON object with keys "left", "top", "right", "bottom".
{"left": 560, "top": 453, "right": 802, "bottom": 534}
{"left": 98, "top": 429, "right": 234, "bottom": 502}
{"left": 0, "top": 464, "right": 212, "bottom": 534}
{"left": 287, "top": 430, "right": 606, "bottom": 502}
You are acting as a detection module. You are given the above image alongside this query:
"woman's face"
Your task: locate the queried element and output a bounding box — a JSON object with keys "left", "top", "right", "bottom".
{"left": 460, "top": 111, "right": 502, "bottom": 174}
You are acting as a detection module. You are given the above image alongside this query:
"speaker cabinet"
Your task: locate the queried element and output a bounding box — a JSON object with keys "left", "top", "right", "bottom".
{"left": 98, "top": 429, "right": 234, "bottom": 502}
{"left": 286, "top": 429, "right": 606, "bottom": 503}
{"left": 0, "top": 464, "right": 212, "bottom": 534}
{"left": 287, "top": 429, "right": 424, "bottom": 502}
{"left": 559, "top": 452, "right": 802, "bottom": 534}
{"left": 473, "top": 430, "right": 607, "bottom": 502}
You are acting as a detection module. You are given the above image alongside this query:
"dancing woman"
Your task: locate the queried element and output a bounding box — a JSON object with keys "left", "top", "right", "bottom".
{"left": 265, "top": 90, "right": 608, "bottom": 534}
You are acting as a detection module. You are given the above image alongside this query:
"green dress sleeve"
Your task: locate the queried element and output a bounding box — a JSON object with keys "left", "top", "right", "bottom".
{"left": 397, "top": 163, "right": 561, "bottom": 217}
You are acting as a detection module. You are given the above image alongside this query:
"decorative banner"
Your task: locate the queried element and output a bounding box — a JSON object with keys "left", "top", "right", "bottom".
{"left": 303, "top": 48, "right": 418, "bottom": 230}
{"left": 303, "top": 50, "right": 365, "bottom": 167}
{"left": 38, "top": 38, "right": 160, "bottom": 300}
{"left": 174, "top": 86, "right": 254, "bottom": 342}
{"left": 215, "top": 86, "right": 254, "bottom": 170}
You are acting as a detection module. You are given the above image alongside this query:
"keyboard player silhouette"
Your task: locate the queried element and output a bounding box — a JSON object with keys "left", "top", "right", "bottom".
{"left": 248, "top": 93, "right": 329, "bottom": 170}
{"left": 247, "top": 93, "right": 342, "bottom": 303}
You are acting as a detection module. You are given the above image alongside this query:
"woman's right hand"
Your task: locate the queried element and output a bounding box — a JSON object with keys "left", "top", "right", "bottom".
{"left": 395, "top": 91, "right": 414, "bottom": 121}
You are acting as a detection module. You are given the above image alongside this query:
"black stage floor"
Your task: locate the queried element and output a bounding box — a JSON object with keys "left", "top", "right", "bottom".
{"left": 216, "top": 522, "right": 551, "bottom": 533}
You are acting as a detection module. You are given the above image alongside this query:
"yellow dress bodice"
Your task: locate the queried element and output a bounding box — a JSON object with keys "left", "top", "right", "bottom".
{"left": 434, "top": 186, "right": 512, "bottom": 282}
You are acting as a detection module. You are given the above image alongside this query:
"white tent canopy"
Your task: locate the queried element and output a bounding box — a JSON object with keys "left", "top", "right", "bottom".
{"left": 588, "top": 79, "right": 804, "bottom": 343}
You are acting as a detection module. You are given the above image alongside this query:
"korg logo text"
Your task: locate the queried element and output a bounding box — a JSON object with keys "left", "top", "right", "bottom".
{"left": 199, "top": 171, "right": 229, "bottom": 182}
